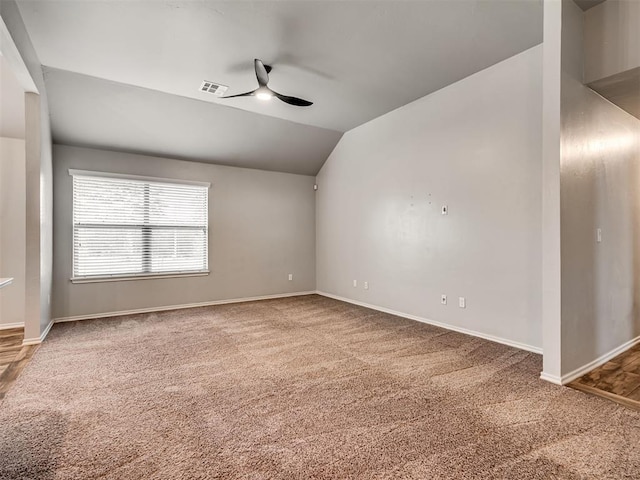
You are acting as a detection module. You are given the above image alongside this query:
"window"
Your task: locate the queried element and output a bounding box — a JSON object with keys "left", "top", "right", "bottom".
{"left": 70, "top": 170, "right": 209, "bottom": 282}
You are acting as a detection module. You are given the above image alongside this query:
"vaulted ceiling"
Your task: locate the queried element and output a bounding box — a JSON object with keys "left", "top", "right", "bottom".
{"left": 17, "top": 0, "right": 543, "bottom": 175}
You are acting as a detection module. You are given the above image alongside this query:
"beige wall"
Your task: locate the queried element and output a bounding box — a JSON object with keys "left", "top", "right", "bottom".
{"left": 316, "top": 46, "right": 543, "bottom": 351}
{"left": 559, "top": 0, "right": 640, "bottom": 376}
{"left": 52, "top": 145, "right": 316, "bottom": 319}
{"left": 0, "top": 55, "right": 25, "bottom": 139}
{"left": 0, "top": 137, "right": 26, "bottom": 327}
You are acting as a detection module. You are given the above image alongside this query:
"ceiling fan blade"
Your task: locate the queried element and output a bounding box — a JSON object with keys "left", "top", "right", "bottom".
{"left": 254, "top": 59, "right": 270, "bottom": 87}
{"left": 272, "top": 90, "right": 313, "bottom": 107}
{"left": 221, "top": 90, "right": 256, "bottom": 99}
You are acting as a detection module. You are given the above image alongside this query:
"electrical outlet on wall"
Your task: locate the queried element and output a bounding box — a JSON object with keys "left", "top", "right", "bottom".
{"left": 441, "top": 294, "right": 447, "bottom": 305}
{"left": 364, "top": 281, "right": 369, "bottom": 290}
{"left": 353, "top": 280, "right": 357, "bottom": 287}
{"left": 288, "top": 274, "right": 293, "bottom": 281}
{"left": 458, "top": 297, "right": 466, "bottom": 308}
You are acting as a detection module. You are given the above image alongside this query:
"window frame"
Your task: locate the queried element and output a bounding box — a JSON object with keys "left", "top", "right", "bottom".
{"left": 69, "top": 169, "right": 210, "bottom": 283}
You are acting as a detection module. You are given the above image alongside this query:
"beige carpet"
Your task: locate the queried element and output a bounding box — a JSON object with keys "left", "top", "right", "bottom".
{"left": 1, "top": 294, "right": 639, "bottom": 479}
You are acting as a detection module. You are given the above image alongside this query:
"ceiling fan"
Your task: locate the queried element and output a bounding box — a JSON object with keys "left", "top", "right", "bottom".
{"left": 222, "top": 59, "right": 313, "bottom": 107}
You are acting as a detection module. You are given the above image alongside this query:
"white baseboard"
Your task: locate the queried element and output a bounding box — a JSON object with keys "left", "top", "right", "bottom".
{"left": 23, "top": 318, "right": 55, "bottom": 345}
{"left": 539, "top": 372, "right": 563, "bottom": 385}
{"left": 53, "top": 291, "right": 317, "bottom": 324}
{"left": 316, "top": 291, "right": 543, "bottom": 354}
{"left": 0, "top": 322, "right": 24, "bottom": 330}
{"left": 556, "top": 335, "right": 640, "bottom": 385}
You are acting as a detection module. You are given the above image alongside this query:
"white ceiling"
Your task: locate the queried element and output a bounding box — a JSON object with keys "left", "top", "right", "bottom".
{"left": 43, "top": 67, "right": 342, "bottom": 176}
{"left": 0, "top": 53, "right": 25, "bottom": 139}
{"left": 16, "top": 0, "right": 543, "bottom": 174}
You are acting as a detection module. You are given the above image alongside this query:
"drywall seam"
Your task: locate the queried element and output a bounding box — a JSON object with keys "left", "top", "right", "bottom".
{"left": 317, "top": 291, "right": 543, "bottom": 354}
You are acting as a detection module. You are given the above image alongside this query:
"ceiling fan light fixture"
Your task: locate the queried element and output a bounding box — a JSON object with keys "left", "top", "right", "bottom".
{"left": 221, "top": 59, "right": 313, "bottom": 107}
{"left": 256, "top": 90, "right": 273, "bottom": 101}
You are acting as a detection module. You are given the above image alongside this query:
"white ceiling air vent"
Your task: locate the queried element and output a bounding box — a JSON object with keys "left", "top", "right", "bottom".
{"left": 199, "top": 81, "right": 228, "bottom": 97}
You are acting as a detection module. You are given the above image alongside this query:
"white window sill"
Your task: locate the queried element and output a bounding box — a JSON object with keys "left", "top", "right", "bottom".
{"left": 71, "top": 271, "right": 209, "bottom": 284}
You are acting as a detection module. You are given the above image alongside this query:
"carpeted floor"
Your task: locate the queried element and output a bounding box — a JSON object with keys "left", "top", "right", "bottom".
{"left": 1, "top": 294, "right": 639, "bottom": 479}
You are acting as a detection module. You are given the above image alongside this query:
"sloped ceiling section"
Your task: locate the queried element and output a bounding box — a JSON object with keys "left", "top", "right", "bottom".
{"left": 574, "top": 0, "right": 607, "bottom": 11}
{"left": 43, "top": 67, "right": 342, "bottom": 176}
{"left": 19, "top": 0, "right": 543, "bottom": 175}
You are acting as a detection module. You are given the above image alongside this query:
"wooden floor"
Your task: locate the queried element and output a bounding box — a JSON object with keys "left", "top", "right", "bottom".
{"left": 570, "top": 343, "right": 640, "bottom": 411}
{"left": 0, "top": 328, "right": 38, "bottom": 401}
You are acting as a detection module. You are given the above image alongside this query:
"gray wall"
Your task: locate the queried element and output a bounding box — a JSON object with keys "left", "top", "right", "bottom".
{"left": 316, "top": 46, "right": 543, "bottom": 351}
{"left": 0, "top": 0, "right": 53, "bottom": 339}
{"left": 583, "top": 0, "right": 640, "bottom": 84}
{"left": 560, "top": 0, "right": 640, "bottom": 375}
{"left": 0, "top": 138, "right": 26, "bottom": 327}
{"left": 52, "top": 145, "right": 316, "bottom": 319}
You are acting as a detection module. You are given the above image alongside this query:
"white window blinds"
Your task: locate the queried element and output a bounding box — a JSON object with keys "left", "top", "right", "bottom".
{"left": 71, "top": 170, "right": 209, "bottom": 280}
